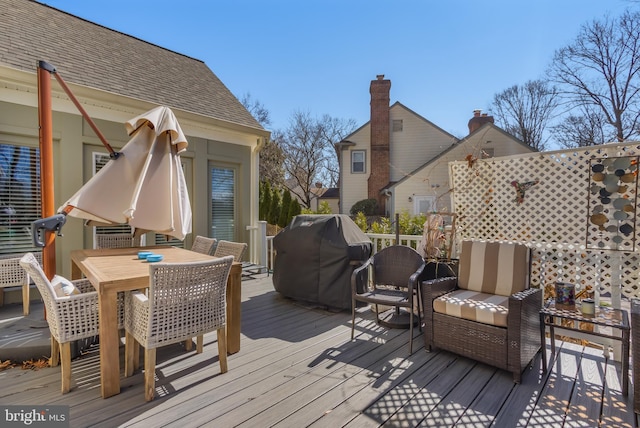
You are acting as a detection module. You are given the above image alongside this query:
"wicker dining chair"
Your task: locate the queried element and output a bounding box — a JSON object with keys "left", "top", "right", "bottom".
{"left": 95, "top": 232, "right": 141, "bottom": 249}
{"left": 0, "top": 252, "right": 42, "bottom": 315}
{"left": 213, "top": 240, "right": 247, "bottom": 261}
{"left": 421, "top": 240, "right": 540, "bottom": 383}
{"left": 351, "top": 245, "right": 426, "bottom": 354}
{"left": 19, "top": 253, "right": 100, "bottom": 393}
{"left": 124, "top": 256, "right": 234, "bottom": 401}
{"left": 191, "top": 236, "right": 217, "bottom": 255}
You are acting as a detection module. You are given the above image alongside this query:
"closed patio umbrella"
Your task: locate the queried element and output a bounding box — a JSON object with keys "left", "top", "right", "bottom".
{"left": 59, "top": 106, "right": 192, "bottom": 240}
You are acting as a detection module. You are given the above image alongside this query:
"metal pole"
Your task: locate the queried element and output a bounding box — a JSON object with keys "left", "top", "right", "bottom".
{"left": 37, "top": 60, "right": 56, "bottom": 280}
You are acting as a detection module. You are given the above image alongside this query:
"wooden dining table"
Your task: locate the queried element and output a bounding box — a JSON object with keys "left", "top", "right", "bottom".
{"left": 70, "top": 246, "right": 242, "bottom": 399}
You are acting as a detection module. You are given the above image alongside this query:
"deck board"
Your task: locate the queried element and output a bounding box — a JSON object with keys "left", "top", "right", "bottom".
{"left": 0, "top": 273, "right": 637, "bottom": 427}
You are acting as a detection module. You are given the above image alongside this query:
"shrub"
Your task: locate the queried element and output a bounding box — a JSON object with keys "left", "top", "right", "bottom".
{"left": 349, "top": 198, "right": 378, "bottom": 216}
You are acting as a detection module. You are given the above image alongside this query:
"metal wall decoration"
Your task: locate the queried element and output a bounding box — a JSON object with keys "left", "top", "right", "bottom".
{"left": 586, "top": 156, "right": 638, "bottom": 251}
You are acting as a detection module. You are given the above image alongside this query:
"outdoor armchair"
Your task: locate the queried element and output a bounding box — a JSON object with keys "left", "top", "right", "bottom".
{"left": 123, "top": 256, "right": 234, "bottom": 401}
{"left": 191, "top": 235, "right": 217, "bottom": 255}
{"left": 19, "top": 252, "right": 100, "bottom": 393}
{"left": 1, "top": 252, "right": 41, "bottom": 315}
{"left": 351, "top": 245, "right": 426, "bottom": 354}
{"left": 213, "top": 240, "right": 247, "bottom": 261}
{"left": 421, "top": 240, "right": 541, "bottom": 383}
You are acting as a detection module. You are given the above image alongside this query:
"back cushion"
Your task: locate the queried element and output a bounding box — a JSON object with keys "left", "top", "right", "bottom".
{"left": 458, "top": 240, "right": 530, "bottom": 296}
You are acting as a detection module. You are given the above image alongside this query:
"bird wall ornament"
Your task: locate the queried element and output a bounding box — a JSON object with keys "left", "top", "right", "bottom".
{"left": 511, "top": 180, "right": 539, "bottom": 204}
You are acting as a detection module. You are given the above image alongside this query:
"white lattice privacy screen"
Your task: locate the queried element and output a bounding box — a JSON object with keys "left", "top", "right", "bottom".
{"left": 449, "top": 142, "right": 640, "bottom": 302}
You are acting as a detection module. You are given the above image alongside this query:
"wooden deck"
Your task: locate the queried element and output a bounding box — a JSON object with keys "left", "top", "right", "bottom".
{"left": 0, "top": 272, "right": 638, "bottom": 427}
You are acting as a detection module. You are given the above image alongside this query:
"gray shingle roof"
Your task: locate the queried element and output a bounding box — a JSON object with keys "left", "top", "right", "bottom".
{"left": 1, "top": 0, "right": 263, "bottom": 130}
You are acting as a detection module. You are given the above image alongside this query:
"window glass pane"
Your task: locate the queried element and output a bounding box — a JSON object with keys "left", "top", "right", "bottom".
{"left": 351, "top": 150, "right": 365, "bottom": 173}
{"left": 0, "top": 143, "right": 42, "bottom": 255}
{"left": 211, "top": 166, "right": 236, "bottom": 241}
{"left": 414, "top": 196, "right": 436, "bottom": 215}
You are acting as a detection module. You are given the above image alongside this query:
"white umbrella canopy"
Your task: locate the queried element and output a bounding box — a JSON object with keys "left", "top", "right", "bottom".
{"left": 59, "top": 106, "right": 192, "bottom": 240}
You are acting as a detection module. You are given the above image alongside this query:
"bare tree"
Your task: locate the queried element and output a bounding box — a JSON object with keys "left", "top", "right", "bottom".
{"left": 548, "top": 10, "right": 640, "bottom": 142}
{"left": 551, "top": 105, "right": 612, "bottom": 148}
{"left": 277, "top": 111, "right": 355, "bottom": 209}
{"left": 491, "top": 79, "right": 559, "bottom": 151}
{"left": 239, "top": 93, "right": 286, "bottom": 187}
{"left": 240, "top": 92, "right": 271, "bottom": 127}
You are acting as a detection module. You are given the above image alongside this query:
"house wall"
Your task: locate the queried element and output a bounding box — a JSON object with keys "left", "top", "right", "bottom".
{"left": 340, "top": 126, "right": 370, "bottom": 215}
{"left": 394, "top": 126, "right": 534, "bottom": 215}
{"left": 389, "top": 107, "right": 455, "bottom": 182}
{"left": 0, "top": 69, "right": 263, "bottom": 276}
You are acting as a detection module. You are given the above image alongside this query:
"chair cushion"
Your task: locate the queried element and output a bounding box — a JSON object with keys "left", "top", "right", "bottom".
{"left": 51, "top": 275, "right": 80, "bottom": 298}
{"left": 458, "top": 240, "right": 530, "bottom": 297}
{"left": 433, "top": 289, "right": 509, "bottom": 327}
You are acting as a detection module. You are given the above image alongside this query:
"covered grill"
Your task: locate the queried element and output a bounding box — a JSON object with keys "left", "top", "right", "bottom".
{"left": 272, "top": 214, "right": 372, "bottom": 310}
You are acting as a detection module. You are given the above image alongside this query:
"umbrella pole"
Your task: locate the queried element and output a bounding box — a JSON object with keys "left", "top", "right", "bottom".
{"left": 37, "top": 61, "right": 57, "bottom": 281}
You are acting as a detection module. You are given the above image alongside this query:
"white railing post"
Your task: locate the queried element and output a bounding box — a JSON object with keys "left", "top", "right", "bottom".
{"left": 258, "top": 221, "right": 267, "bottom": 268}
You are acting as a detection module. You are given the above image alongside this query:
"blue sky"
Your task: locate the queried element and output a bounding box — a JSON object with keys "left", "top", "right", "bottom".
{"left": 41, "top": 0, "right": 631, "bottom": 139}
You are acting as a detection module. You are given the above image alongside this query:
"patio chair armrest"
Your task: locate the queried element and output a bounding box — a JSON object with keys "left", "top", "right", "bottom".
{"left": 54, "top": 291, "right": 100, "bottom": 342}
{"left": 351, "top": 257, "right": 372, "bottom": 294}
{"left": 71, "top": 278, "right": 95, "bottom": 294}
{"left": 131, "top": 291, "right": 148, "bottom": 305}
{"left": 408, "top": 263, "right": 427, "bottom": 293}
{"left": 421, "top": 276, "right": 458, "bottom": 302}
{"left": 507, "top": 287, "right": 542, "bottom": 373}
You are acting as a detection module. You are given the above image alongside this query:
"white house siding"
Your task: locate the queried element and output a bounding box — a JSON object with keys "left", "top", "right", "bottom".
{"left": 340, "top": 126, "right": 370, "bottom": 215}
{"left": 394, "top": 126, "right": 533, "bottom": 215}
{"left": 389, "top": 105, "right": 456, "bottom": 182}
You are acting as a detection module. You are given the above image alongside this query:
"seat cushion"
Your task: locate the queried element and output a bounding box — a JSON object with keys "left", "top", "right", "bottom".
{"left": 458, "top": 240, "right": 530, "bottom": 297}
{"left": 433, "top": 289, "right": 509, "bottom": 327}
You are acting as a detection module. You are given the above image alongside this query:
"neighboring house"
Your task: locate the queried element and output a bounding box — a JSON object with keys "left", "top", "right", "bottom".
{"left": 337, "top": 75, "right": 534, "bottom": 217}
{"left": 0, "top": 0, "right": 269, "bottom": 276}
{"left": 309, "top": 187, "right": 339, "bottom": 213}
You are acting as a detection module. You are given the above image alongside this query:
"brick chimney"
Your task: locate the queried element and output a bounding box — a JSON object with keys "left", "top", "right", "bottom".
{"left": 368, "top": 75, "right": 391, "bottom": 214}
{"left": 468, "top": 109, "right": 494, "bottom": 134}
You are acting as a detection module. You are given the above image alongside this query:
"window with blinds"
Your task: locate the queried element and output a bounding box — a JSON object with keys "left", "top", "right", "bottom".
{"left": 210, "top": 165, "right": 236, "bottom": 241}
{"left": 0, "top": 143, "right": 42, "bottom": 256}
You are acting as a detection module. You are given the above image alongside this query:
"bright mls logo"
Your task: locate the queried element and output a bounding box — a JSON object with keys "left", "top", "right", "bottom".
{"left": 1, "top": 406, "right": 69, "bottom": 427}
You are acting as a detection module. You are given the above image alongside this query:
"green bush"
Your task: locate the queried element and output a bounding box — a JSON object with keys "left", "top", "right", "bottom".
{"left": 349, "top": 198, "right": 378, "bottom": 216}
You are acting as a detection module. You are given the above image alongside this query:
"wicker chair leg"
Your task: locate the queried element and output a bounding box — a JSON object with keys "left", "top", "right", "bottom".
{"left": 375, "top": 304, "right": 379, "bottom": 324}
{"left": 60, "top": 342, "right": 71, "bottom": 394}
{"left": 50, "top": 336, "right": 60, "bottom": 367}
{"left": 22, "top": 284, "right": 29, "bottom": 316}
{"left": 185, "top": 338, "right": 193, "bottom": 351}
{"left": 124, "top": 332, "right": 136, "bottom": 377}
{"left": 144, "top": 348, "right": 156, "bottom": 402}
{"left": 196, "top": 335, "right": 204, "bottom": 354}
{"left": 217, "top": 329, "right": 228, "bottom": 373}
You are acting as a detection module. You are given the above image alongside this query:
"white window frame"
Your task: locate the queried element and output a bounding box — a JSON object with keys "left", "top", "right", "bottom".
{"left": 413, "top": 196, "right": 436, "bottom": 215}
{"left": 351, "top": 150, "right": 366, "bottom": 174}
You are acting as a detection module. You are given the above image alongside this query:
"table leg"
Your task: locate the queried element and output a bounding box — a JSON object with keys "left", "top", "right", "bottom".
{"left": 549, "top": 316, "right": 556, "bottom": 359}
{"left": 98, "top": 288, "right": 120, "bottom": 398}
{"left": 540, "top": 312, "right": 547, "bottom": 373}
{"left": 622, "top": 328, "right": 629, "bottom": 396}
{"left": 226, "top": 263, "right": 242, "bottom": 354}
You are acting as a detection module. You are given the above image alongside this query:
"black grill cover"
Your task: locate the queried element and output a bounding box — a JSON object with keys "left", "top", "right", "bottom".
{"left": 272, "top": 214, "right": 372, "bottom": 310}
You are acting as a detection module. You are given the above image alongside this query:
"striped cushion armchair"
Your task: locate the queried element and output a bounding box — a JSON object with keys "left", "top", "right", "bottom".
{"left": 421, "top": 240, "right": 542, "bottom": 382}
